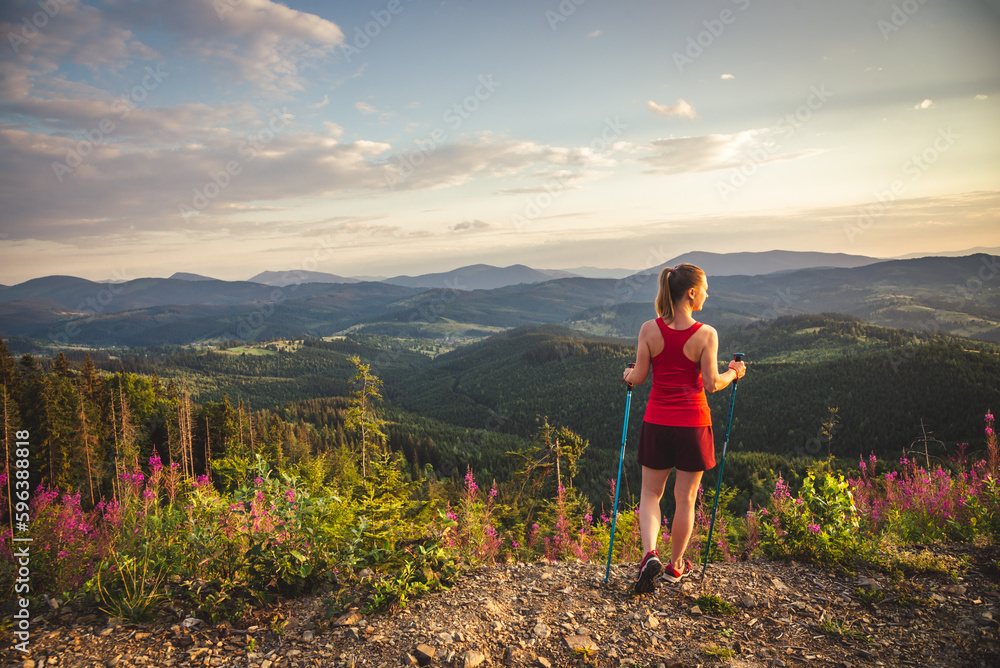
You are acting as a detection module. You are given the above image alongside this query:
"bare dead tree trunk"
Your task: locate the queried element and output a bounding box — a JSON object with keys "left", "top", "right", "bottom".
{"left": 110, "top": 389, "right": 120, "bottom": 502}
{"left": 77, "top": 387, "right": 95, "bottom": 506}
{"left": 205, "top": 416, "right": 211, "bottom": 479}
{"left": 249, "top": 409, "right": 256, "bottom": 457}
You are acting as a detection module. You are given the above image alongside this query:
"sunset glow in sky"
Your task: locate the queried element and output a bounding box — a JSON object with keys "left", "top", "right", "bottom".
{"left": 1, "top": 0, "right": 998, "bottom": 284}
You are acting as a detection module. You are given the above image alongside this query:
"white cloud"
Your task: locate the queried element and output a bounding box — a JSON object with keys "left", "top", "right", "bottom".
{"left": 0, "top": 0, "right": 157, "bottom": 73}
{"left": 975, "top": 94, "right": 988, "bottom": 100}
{"left": 914, "top": 99, "right": 934, "bottom": 110}
{"left": 721, "top": 73, "right": 735, "bottom": 80}
{"left": 0, "top": 125, "right": 629, "bottom": 243}
{"left": 103, "top": 0, "right": 344, "bottom": 94}
{"left": 639, "top": 130, "right": 819, "bottom": 175}
{"left": 587, "top": 30, "right": 602, "bottom": 37}
{"left": 648, "top": 98, "right": 697, "bottom": 120}
{"left": 355, "top": 101, "right": 378, "bottom": 115}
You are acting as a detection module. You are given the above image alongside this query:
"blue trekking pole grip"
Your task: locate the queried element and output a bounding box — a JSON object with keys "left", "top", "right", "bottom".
{"left": 605, "top": 363, "right": 635, "bottom": 583}
{"left": 701, "top": 353, "right": 744, "bottom": 578}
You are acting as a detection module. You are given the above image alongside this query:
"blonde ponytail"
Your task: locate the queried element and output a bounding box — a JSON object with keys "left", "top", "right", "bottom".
{"left": 654, "top": 263, "right": 705, "bottom": 323}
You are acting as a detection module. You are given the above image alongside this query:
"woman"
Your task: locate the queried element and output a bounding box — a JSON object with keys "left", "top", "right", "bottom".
{"left": 623, "top": 263, "right": 745, "bottom": 594}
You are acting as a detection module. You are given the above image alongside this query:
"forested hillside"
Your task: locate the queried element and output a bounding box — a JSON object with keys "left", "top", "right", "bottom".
{"left": 2, "top": 313, "right": 998, "bottom": 513}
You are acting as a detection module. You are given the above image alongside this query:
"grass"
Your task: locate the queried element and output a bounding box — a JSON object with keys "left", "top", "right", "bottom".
{"left": 695, "top": 594, "right": 737, "bottom": 617}
{"left": 820, "top": 614, "right": 869, "bottom": 642}
{"left": 702, "top": 644, "right": 736, "bottom": 661}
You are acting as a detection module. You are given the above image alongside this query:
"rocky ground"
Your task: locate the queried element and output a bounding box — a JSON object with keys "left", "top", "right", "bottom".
{"left": 6, "top": 545, "right": 1000, "bottom": 668}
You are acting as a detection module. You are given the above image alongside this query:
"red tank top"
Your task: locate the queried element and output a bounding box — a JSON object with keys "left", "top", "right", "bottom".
{"left": 643, "top": 318, "right": 712, "bottom": 427}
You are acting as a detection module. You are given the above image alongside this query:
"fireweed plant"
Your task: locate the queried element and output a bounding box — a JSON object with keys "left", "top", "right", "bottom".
{"left": 3, "top": 413, "right": 999, "bottom": 619}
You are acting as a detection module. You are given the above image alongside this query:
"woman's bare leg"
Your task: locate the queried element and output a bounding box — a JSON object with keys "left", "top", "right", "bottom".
{"left": 670, "top": 469, "right": 704, "bottom": 568}
{"left": 639, "top": 465, "right": 671, "bottom": 556}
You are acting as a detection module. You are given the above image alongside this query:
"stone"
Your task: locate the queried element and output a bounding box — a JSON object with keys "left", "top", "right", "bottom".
{"left": 856, "top": 577, "right": 880, "bottom": 590}
{"left": 565, "top": 635, "right": 597, "bottom": 652}
{"left": 690, "top": 605, "right": 703, "bottom": 616}
{"left": 439, "top": 632, "right": 454, "bottom": 644}
{"left": 646, "top": 614, "right": 659, "bottom": 628}
{"left": 680, "top": 582, "right": 697, "bottom": 595}
{"left": 302, "top": 630, "right": 314, "bottom": 642}
{"left": 940, "top": 585, "right": 968, "bottom": 596}
{"left": 402, "top": 653, "right": 418, "bottom": 666}
{"left": 532, "top": 622, "right": 551, "bottom": 639}
{"left": 106, "top": 656, "right": 123, "bottom": 668}
{"left": 742, "top": 594, "right": 756, "bottom": 608}
{"left": 772, "top": 578, "right": 788, "bottom": 591}
{"left": 538, "top": 658, "right": 552, "bottom": 668}
{"left": 461, "top": 650, "right": 487, "bottom": 668}
{"left": 414, "top": 644, "right": 436, "bottom": 665}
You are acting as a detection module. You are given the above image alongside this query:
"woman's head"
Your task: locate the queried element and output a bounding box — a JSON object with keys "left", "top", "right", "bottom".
{"left": 654, "top": 263, "right": 707, "bottom": 321}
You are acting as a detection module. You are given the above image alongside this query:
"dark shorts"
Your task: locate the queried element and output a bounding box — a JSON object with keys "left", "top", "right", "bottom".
{"left": 636, "top": 421, "right": 716, "bottom": 472}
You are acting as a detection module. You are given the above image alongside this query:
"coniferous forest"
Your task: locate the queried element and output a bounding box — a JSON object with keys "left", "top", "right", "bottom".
{"left": 1, "top": 308, "right": 999, "bottom": 631}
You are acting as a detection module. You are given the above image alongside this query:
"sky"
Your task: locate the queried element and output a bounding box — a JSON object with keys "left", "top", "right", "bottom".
{"left": 0, "top": 0, "right": 998, "bottom": 285}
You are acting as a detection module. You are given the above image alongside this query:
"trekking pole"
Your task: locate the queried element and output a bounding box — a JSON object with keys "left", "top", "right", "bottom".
{"left": 701, "top": 353, "right": 744, "bottom": 579}
{"left": 605, "top": 363, "right": 635, "bottom": 583}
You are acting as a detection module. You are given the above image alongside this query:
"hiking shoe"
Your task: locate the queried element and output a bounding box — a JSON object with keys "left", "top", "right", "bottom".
{"left": 633, "top": 550, "right": 662, "bottom": 594}
{"left": 661, "top": 558, "right": 693, "bottom": 583}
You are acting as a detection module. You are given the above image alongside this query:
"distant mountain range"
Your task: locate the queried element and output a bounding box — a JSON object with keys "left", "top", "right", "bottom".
{"left": 382, "top": 264, "right": 574, "bottom": 290}
{"left": 248, "top": 270, "right": 360, "bottom": 287}
{"left": 651, "top": 250, "right": 880, "bottom": 277}
{"left": 1, "top": 251, "right": 997, "bottom": 348}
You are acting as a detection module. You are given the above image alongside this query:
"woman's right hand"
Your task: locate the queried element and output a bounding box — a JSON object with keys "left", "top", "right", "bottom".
{"left": 728, "top": 360, "right": 746, "bottom": 380}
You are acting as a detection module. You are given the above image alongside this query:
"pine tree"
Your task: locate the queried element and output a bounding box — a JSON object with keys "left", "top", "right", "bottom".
{"left": 344, "top": 356, "right": 386, "bottom": 483}
{"left": 80, "top": 354, "right": 98, "bottom": 400}
{"left": 54, "top": 352, "right": 72, "bottom": 378}
{"left": 118, "top": 383, "right": 138, "bottom": 471}
{"left": 0, "top": 338, "right": 22, "bottom": 401}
